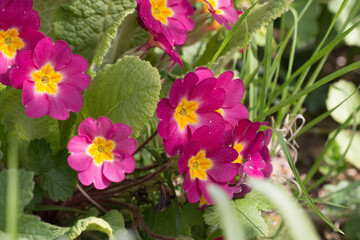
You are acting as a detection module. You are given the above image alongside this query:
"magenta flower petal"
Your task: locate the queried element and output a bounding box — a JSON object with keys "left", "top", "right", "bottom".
{"left": 137, "top": 0, "right": 194, "bottom": 46}
{"left": 178, "top": 141, "right": 201, "bottom": 175}
{"left": 68, "top": 117, "right": 137, "bottom": 190}
{"left": 216, "top": 71, "right": 244, "bottom": 107}
{"left": 32, "top": 38, "right": 72, "bottom": 71}
{"left": 10, "top": 37, "right": 90, "bottom": 120}
{"left": 194, "top": 67, "right": 214, "bottom": 81}
{"left": 0, "top": 0, "right": 33, "bottom": 11}
{"left": 61, "top": 54, "right": 89, "bottom": 76}
{"left": 157, "top": 70, "right": 226, "bottom": 156}
{"left": 0, "top": 54, "right": 13, "bottom": 85}
{"left": 78, "top": 117, "right": 98, "bottom": 141}
{"left": 207, "top": 147, "right": 239, "bottom": 182}
{"left": 183, "top": 174, "right": 202, "bottom": 203}
{"left": 103, "top": 161, "right": 126, "bottom": 182}
{"left": 22, "top": 81, "right": 49, "bottom": 118}
{"left": 78, "top": 163, "right": 111, "bottom": 190}
{"left": 169, "top": 72, "right": 198, "bottom": 107}
{"left": 68, "top": 153, "right": 93, "bottom": 172}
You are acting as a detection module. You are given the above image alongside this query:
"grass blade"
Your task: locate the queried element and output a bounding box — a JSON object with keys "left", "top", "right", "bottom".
{"left": 208, "top": 2, "right": 257, "bottom": 68}
{"left": 273, "top": 130, "right": 344, "bottom": 234}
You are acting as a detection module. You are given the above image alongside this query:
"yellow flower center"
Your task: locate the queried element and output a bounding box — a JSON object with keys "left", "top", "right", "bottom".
{"left": 32, "top": 63, "right": 63, "bottom": 95}
{"left": 215, "top": 108, "right": 223, "bottom": 115}
{"left": 188, "top": 150, "right": 213, "bottom": 180}
{"left": 233, "top": 142, "right": 244, "bottom": 163}
{"left": 88, "top": 137, "right": 115, "bottom": 165}
{"left": 200, "top": 195, "right": 210, "bottom": 206}
{"left": 150, "top": 0, "right": 173, "bottom": 24}
{"left": 174, "top": 98, "right": 198, "bottom": 130}
{"left": 0, "top": 28, "right": 24, "bottom": 58}
{"left": 200, "top": 0, "right": 222, "bottom": 14}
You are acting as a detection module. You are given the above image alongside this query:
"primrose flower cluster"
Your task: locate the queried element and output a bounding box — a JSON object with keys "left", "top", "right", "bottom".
{"left": 156, "top": 67, "right": 273, "bottom": 206}
{"left": 0, "top": 0, "right": 91, "bottom": 120}
{"left": 135, "top": 0, "right": 239, "bottom": 67}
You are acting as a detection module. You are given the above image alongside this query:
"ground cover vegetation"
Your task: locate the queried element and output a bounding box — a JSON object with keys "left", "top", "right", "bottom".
{"left": 0, "top": 0, "right": 359, "bottom": 239}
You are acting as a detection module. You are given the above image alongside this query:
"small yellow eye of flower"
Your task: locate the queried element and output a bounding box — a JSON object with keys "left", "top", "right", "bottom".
{"left": 199, "top": 0, "right": 222, "bottom": 14}
{"left": 233, "top": 142, "right": 244, "bottom": 163}
{"left": 188, "top": 150, "right": 213, "bottom": 180}
{"left": 32, "top": 63, "right": 63, "bottom": 95}
{"left": 174, "top": 98, "right": 198, "bottom": 130}
{"left": 88, "top": 137, "right": 115, "bottom": 165}
{"left": 0, "top": 28, "right": 24, "bottom": 58}
{"left": 150, "top": 0, "right": 173, "bottom": 24}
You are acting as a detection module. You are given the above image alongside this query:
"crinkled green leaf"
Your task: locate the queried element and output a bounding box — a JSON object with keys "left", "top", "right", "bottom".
{"left": 67, "top": 216, "right": 113, "bottom": 240}
{"left": 47, "top": 224, "right": 71, "bottom": 239}
{"left": 203, "top": 190, "right": 272, "bottom": 238}
{"left": 0, "top": 89, "right": 49, "bottom": 163}
{"left": 80, "top": 56, "right": 161, "bottom": 137}
{"left": 17, "top": 215, "right": 53, "bottom": 240}
{"left": 33, "top": 0, "right": 70, "bottom": 38}
{"left": 54, "top": 0, "right": 136, "bottom": 61}
{"left": 326, "top": 80, "right": 360, "bottom": 125}
{"left": 41, "top": 149, "right": 77, "bottom": 202}
{"left": 89, "top": 10, "right": 137, "bottom": 78}
{"left": 196, "top": 0, "right": 293, "bottom": 66}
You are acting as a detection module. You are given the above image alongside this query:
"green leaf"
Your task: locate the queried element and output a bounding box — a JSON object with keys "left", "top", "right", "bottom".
{"left": 54, "top": 0, "right": 136, "bottom": 61}
{"left": 89, "top": 10, "right": 137, "bottom": 78}
{"left": 101, "top": 210, "right": 127, "bottom": 237}
{"left": 33, "top": 0, "right": 70, "bottom": 38}
{"left": 196, "top": 0, "right": 293, "bottom": 66}
{"left": 329, "top": 130, "right": 360, "bottom": 169}
{"left": 249, "top": 179, "right": 321, "bottom": 240}
{"left": 67, "top": 216, "right": 113, "bottom": 240}
{"left": 326, "top": 80, "right": 360, "bottom": 125}
{"left": 27, "top": 139, "right": 77, "bottom": 201}
{"left": 142, "top": 203, "right": 191, "bottom": 239}
{"left": 0, "top": 169, "right": 34, "bottom": 229}
{"left": 203, "top": 190, "right": 271, "bottom": 238}
{"left": 0, "top": 89, "right": 50, "bottom": 163}
{"left": 79, "top": 56, "right": 161, "bottom": 137}
{"left": 41, "top": 149, "right": 77, "bottom": 202}
{"left": 27, "top": 139, "right": 53, "bottom": 175}
{"left": 17, "top": 215, "right": 53, "bottom": 240}
{"left": 0, "top": 141, "right": 3, "bottom": 161}
{"left": 47, "top": 224, "right": 71, "bottom": 239}
{"left": 180, "top": 203, "right": 204, "bottom": 228}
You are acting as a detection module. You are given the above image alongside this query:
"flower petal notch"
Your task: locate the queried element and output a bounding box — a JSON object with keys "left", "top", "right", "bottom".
{"left": 10, "top": 37, "right": 91, "bottom": 120}
{"left": 68, "top": 117, "right": 138, "bottom": 190}
{"left": 0, "top": 2, "right": 44, "bottom": 85}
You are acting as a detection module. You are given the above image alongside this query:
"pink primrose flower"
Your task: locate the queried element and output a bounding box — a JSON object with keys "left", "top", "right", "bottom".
{"left": 0, "top": 0, "right": 33, "bottom": 11}
{"left": 68, "top": 117, "right": 138, "bottom": 190}
{"left": 136, "top": 0, "right": 194, "bottom": 46}
{"left": 178, "top": 126, "right": 239, "bottom": 204}
{"left": 201, "top": 0, "right": 238, "bottom": 30}
{"left": 232, "top": 119, "right": 273, "bottom": 179}
{"left": 156, "top": 71, "right": 226, "bottom": 156}
{"left": 10, "top": 37, "right": 91, "bottom": 120}
{"left": 0, "top": 3, "right": 44, "bottom": 85}
{"left": 195, "top": 67, "right": 248, "bottom": 144}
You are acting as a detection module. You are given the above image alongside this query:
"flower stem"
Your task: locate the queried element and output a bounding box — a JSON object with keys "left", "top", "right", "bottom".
{"left": 134, "top": 130, "right": 158, "bottom": 154}
{"left": 77, "top": 184, "right": 107, "bottom": 213}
